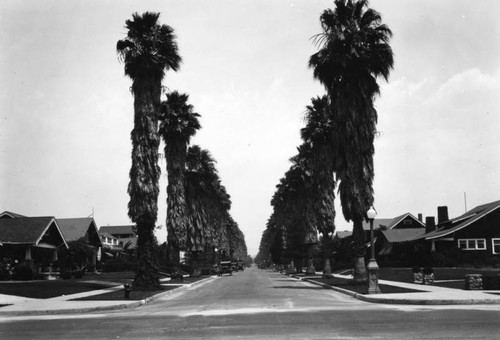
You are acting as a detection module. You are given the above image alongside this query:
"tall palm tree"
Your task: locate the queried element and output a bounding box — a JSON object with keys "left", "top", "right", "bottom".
{"left": 309, "top": 0, "right": 393, "bottom": 283}
{"left": 117, "top": 11, "right": 181, "bottom": 289}
{"left": 300, "top": 95, "right": 336, "bottom": 278}
{"left": 159, "top": 91, "right": 200, "bottom": 267}
{"left": 185, "top": 145, "right": 234, "bottom": 274}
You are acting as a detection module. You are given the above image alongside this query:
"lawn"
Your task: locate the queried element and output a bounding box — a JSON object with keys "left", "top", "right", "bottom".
{"left": 0, "top": 280, "right": 111, "bottom": 299}
{"left": 312, "top": 276, "right": 423, "bottom": 294}
{"left": 72, "top": 275, "right": 209, "bottom": 301}
{"left": 377, "top": 267, "right": 500, "bottom": 290}
{"left": 0, "top": 271, "right": 208, "bottom": 300}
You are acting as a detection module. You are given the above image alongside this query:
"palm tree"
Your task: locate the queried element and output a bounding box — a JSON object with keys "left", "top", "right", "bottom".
{"left": 309, "top": 0, "right": 393, "bottom": 283}
{"left": 271, "top": 149, "right": 318, "bottom": 274}
{"left": 117, "top": 12, "right": 181, "bottom": 289}
{"left": 159, "top": 91, "right": 200, "bottom": 268}
{"left": 185, "top": 145, "right": 235, "bottom": 275}
{"left": 300, "top": 95, "right": 336, "bottom": 278}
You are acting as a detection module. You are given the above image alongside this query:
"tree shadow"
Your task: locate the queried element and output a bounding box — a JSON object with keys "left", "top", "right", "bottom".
{"left": 271, "top": 285, "right": 325, "bottom": 290}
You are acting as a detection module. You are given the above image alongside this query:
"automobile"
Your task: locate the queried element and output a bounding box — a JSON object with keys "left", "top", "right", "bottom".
{"left": 219, "top": 261, "right": 233, "bottom": 276}
{"left": 237, "top": 262, "right": 245, "bottom": 271}
{"left": 231, "top": 262, "right": 238, "bottom": 272}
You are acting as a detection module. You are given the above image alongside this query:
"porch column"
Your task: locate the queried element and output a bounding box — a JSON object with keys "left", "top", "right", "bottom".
{"left": 431, "top": 240, "right": 436, "bottom": 252}
{"left": 52, "top": 248, "right": 58, "bottom": 261}
{"left": 25, "top": 246, "right": 34, "bottom": 270}
{"left": 25, "top": 246, "right": 32, "bottom": 261}
{"left": 91, "top": 247, "right": 97, "bottom": 267}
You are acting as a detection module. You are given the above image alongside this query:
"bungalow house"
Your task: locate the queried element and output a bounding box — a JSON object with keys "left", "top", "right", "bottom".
{"left": 423, "top": 200, "right": 500, "bottom": 264}
{"left": 99, "top": 232, "right": 124, "bottom": 258}
{"left": 333, "top": 213, "right": 426, "bottom": 265}
{"left": 0, "top": 216, "right": 68, "bottom": 272}
{"left": 57, "top": 218, "right": 103, "bottom": 269}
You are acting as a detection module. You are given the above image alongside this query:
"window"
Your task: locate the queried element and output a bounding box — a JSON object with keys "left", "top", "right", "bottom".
{"left": 492, "top": 239, "right": 500, "bottom": 254}
{"left": 404, "top": 220, "right": 412, "bottom": 225}
{"left": 457, "top": 238, "right": 487, "bottom": 250}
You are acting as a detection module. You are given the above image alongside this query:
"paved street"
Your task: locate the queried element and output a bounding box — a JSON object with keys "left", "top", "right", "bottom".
{"left": 1, "top": 267, "right": 500, "bottom": 339}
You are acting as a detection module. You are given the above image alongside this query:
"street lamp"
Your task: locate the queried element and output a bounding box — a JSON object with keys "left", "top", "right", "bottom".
{"left": 367, "top": 206, "right": 381, "bottom": 294}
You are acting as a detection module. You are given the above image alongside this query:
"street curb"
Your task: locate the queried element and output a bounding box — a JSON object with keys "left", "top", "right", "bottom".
{"left": 289, "top": 274, "right": 500, "bottom": 305}
{"left": 0, "top": 275, "right": 217, "bottom": 317}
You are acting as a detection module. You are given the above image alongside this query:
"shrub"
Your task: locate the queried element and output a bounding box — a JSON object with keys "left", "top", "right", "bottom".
{"left": 412, "top": 266, "right": 422, "bottom": 273}
{"left": 14, "top": 266, "right": 33, "bottom": 281}
{"left": 0, "top": 258, "right": 19, "bottom": 280}
{"left": 423, "top": 267, "right": 434, "bottom": 274}
{"left": 103, "top": 258, "right": 136, "bottom": 272}
{"left": 483, "top": 276, "right": 500, "bottom": 290}
{"left": 60, "top": 269, "right": 72, "bottom": 280}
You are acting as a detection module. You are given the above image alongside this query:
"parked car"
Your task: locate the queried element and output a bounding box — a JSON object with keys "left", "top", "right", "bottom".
{"left": 219, "top": 261, "right": 232, "bottom": 276}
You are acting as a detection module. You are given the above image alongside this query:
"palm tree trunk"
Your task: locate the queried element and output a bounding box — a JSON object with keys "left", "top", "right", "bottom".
{"left": 322, "top": 235, "right": 333, "bottom": 278}
{"left": 129, "top": 85, "right": 161, "bottom": 290}
{"left": 190, "top": 251, "right": 201, "bottom": 277}
{"left": 352, "top": 218, "right": 367, "bottom": 284}
{"left": 305, "top": 245, "right": 316, "bottom": 275}
{"left": 167, "top": 225, "right": 180, "bottom": 267}
{"left": 323, "top": 258, "right": 333, "bottom": 278}
{"left": 165, "top": 140, "right": 188, "bottom": 255}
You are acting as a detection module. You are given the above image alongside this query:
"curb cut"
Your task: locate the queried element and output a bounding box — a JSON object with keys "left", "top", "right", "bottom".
{"left": 0, "top": 275, "right": 218, "bottom": 317}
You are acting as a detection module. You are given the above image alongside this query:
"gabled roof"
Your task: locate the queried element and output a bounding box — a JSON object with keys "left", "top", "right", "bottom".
{"left": 0, "top": 217, "right": 67, "bottom": 248}
{"left": 361, "top": 213, "right": 425, "bottom": 231}
{"left": 0, "top": 211, "right": 27, "bottom": 218}
{"left": 361, "top": 218, "right": 394, "bottom": 231}
{"left": 99, "top": 225, "right": 136, "bottom": 236}
{"left": 380, "top": 228, "right": 427, "bottom": 243}
{"left": 425, "top": 200, "right": 500, "bottom": 240}
{"left": 58, "top": 218, "right": 103, "bottom": 247}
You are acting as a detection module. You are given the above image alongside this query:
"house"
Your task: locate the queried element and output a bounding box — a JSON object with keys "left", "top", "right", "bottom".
{"left": 0, "top": 211, "right": 27, "bottom": 219}
{"left": 99, "top": 225, "right": 138, "bottom": 250}
{"left": 424, "top": 200, "right": 500, "bottom": 259}
{"left": 333, "top": 213, "right": 426, "bottom": 265}
{"left": 335, "top": 212, "right": 426, "bottom": 240}
{"left": 57, "top": 218, "right": 103, "bottom": 268}
{"left": 99, "top": 232, "right": 124, "bottom": 258}
{"left": 0, "top": 216, "right": 68, "bottom": 272}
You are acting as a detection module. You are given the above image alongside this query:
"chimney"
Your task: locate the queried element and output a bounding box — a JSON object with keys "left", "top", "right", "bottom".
{"left": 425, "top": 216, "right": 436, "bottom": 234}
{"left": 437, "top": 206, "right": 449, "bottom": 224}
{"left": 418, "top": 213, "right": 423, "bottom": 222}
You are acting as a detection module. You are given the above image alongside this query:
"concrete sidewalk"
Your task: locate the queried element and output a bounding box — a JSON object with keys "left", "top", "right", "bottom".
{"left": 0, "top": 275, "right": 217, "bottom": 317}
{"left": 294, "top": 273, "right": 500, "bottom": 305}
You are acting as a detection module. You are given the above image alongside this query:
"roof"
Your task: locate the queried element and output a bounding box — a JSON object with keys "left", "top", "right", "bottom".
{"left": 380, "top": 228, "right": 427, "bottom": 243}
{"left": 0, "top": 211, "right": 27, "bottom": 218}
{"left": 361, "top": 218, "right": 394, "bottom": 231}
{"left": 425, "top": 200, "right": 500, "bottom": 240}
{"left": 361, "top": 213, "right": 425, "bottom": 231}
{"left": 335, "top": 231, "right": 352, "bottom": 239}
{"left": 99, "top": 225, "right": 136, "bottom": 236}
{"left": 100, "top": 232, "right": 120, "bottom": 240}
{"left": 57, "top": 218, "right": 103, "bottom": 246}
{"left": 0, "top": 217, "right": 67, "bottom": 247}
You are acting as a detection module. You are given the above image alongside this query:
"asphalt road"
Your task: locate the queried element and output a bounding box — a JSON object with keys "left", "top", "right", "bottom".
{"left": 1, "top": 267, "right": 500, "bottom": 339}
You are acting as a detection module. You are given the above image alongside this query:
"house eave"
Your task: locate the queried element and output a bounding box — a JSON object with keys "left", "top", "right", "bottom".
{"left": 426, "top": 204, "right": 500, "bottom": 240}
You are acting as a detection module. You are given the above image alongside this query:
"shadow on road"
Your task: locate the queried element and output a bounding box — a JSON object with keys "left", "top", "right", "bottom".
{"left": 271, "top": 285, "right": 324, "bottom": 290}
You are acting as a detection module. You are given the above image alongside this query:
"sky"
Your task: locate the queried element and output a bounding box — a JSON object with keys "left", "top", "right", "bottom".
{"left": 1, "top": 0, "right": 499, "bottom": 257}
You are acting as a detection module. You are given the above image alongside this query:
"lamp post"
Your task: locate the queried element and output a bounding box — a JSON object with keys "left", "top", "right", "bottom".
{"left": 367, "top": 206, "right": 381, "bottom": 294}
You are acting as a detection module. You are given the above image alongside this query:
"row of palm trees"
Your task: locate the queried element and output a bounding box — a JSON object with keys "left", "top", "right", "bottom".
{"left": 256, "top": 0, "right": 393, "bottom": 283}
{"left": 117, "top": 12, "right": 247, "bottom": 289}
